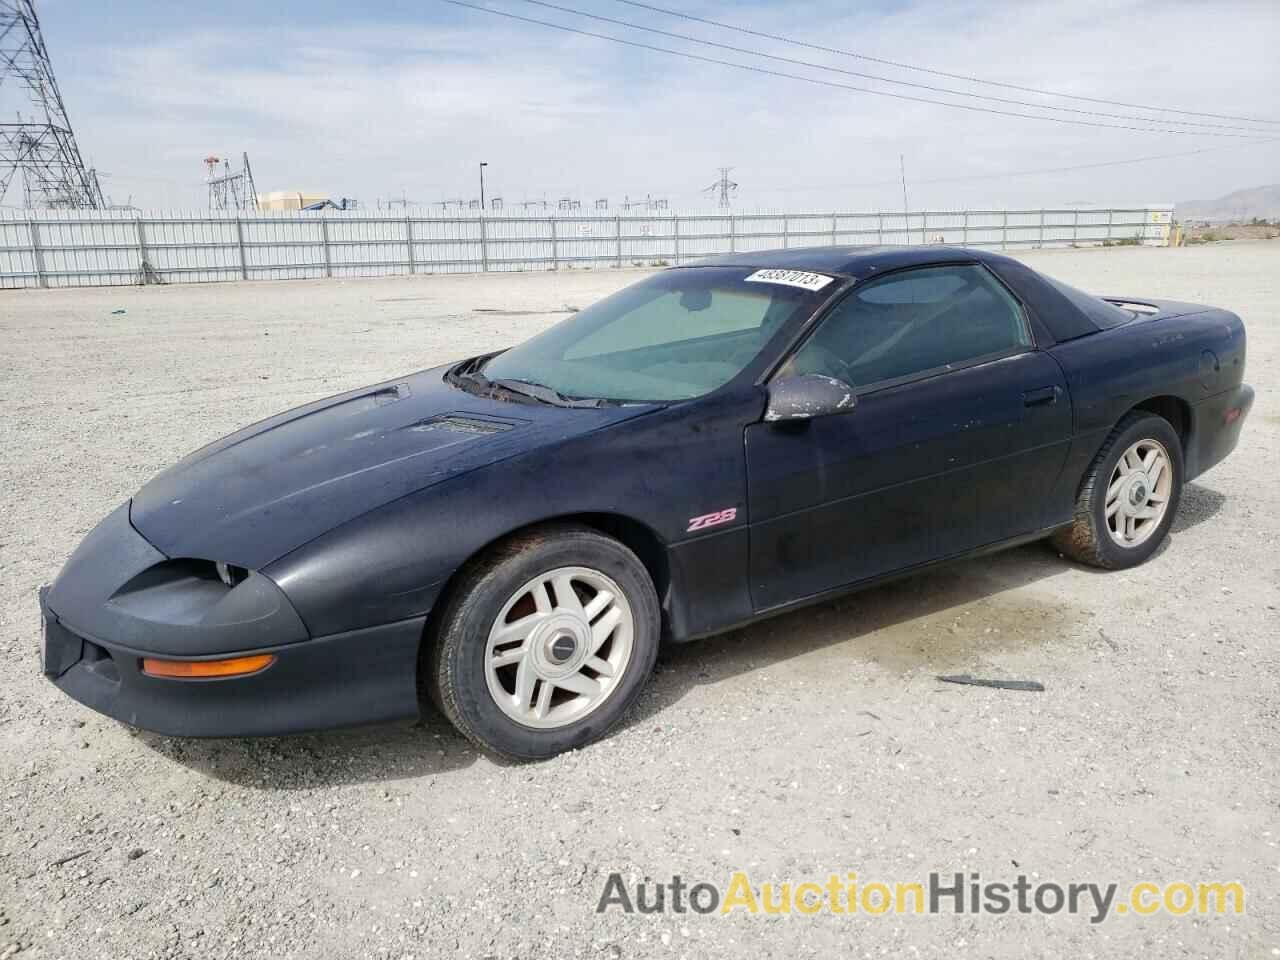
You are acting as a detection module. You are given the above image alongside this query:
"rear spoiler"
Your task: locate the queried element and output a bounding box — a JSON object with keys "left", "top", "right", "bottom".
{"left": 1101, "top": 297, "right": 1212, "bottom": 321}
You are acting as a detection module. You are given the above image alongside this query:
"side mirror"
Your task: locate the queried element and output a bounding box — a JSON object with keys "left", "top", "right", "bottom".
{"left": 764, "top": 374, "right": 857, "bottom": 423}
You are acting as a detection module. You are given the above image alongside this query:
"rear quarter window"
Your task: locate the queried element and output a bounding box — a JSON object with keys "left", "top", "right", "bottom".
{"left": 1042, "top": 276, "right": 1135, "bottom": 329}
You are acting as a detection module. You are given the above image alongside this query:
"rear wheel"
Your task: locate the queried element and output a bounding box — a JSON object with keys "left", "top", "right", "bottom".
{"left": 1052, "top": 412, "right": 1183, "bottom": 569}
{"left": 428, "top": 525, "right": 660, "bottom": 760}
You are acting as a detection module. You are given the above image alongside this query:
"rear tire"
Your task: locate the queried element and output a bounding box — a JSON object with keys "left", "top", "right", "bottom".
{"left": 1052, "top": 412, "right": 1183, "bottom": 570}
{"left": 427, "top": 525, "right": 660, "bottom": 760}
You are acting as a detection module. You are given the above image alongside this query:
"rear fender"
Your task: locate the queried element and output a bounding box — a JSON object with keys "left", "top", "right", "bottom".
{"left": 1049, "top": 306, "right": 1247, "bottom": 491}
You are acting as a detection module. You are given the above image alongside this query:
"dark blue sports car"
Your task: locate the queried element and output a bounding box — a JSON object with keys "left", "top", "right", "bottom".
{"left": 40, "top": 246, "right": 1253, "bottom": 758}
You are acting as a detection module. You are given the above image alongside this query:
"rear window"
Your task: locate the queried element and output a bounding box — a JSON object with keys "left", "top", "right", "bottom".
{"left": 1042, "top": 276, "right": 1135, "bottom": 329}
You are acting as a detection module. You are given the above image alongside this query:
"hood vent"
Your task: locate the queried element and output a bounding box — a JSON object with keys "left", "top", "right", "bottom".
{"left": 410, "top": 414, "right": 518, "bottom": 436}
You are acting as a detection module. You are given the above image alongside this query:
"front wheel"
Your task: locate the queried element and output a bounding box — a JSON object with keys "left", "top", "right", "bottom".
{"left": 1052, "top": 412, "right": 1184, "bottom": 569}
{"left": 427, "top": 525, "right": 660, "bottom": 760}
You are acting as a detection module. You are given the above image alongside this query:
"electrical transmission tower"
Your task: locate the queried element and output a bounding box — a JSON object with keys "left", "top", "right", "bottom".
{"left": 204, "top": 153, "right": 258, "bottom": 211}
{"left": 702, "top": 167, "right": 738, "bottom": 209}
{"left": 0, "top": 0, "right": 103, "bottom": 208}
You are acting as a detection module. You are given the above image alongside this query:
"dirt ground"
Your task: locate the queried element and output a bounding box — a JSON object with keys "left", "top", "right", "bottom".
{"left": 1184, "top": 224, "right": 1280, "bottom": 243}
{"left": 1, "top": 242, "right": 1277, "bottom": 959}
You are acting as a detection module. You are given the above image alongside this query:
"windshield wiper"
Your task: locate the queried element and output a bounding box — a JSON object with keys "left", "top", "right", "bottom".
{"left": 491, "top": 378, "right": 603, "bottom": 408}
{"left": 447, "top": 359, "right": 602, "bottom": 408}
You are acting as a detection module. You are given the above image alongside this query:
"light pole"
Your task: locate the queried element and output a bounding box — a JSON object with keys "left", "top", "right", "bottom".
{"left": 479, "top": 162, "right": 488, "bottom": 213}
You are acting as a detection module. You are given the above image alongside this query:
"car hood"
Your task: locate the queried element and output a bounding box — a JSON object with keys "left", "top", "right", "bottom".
{"left": 130, "top": 364, "right": 654, "bottom": 569}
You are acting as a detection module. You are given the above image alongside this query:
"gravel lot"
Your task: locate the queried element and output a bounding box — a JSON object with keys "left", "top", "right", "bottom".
{"left": 2, "top": 242, "right": 1277, "bottom": 959}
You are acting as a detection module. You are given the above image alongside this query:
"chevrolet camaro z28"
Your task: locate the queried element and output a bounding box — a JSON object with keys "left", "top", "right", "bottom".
{"left": 40, "top": 246, "right": 1253, "bottom": 759}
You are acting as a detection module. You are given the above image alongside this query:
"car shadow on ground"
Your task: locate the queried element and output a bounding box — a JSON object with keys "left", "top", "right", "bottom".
{"left": 1170, "top": 481, "right": 1226, "bottom": 533}
{"left": 132, "top": 711, "right": 482, "bottom": 788}
{"left": 636, "top": 482, "right": 1223, "bottom": 725}
{"left": 136, "top": 482, "right": 1226, "bottom": 788}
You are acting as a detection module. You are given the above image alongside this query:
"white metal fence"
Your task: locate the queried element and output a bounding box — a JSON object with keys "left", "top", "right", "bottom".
{"left": 0, "top": 206, "right": 1174, "bottom": 289}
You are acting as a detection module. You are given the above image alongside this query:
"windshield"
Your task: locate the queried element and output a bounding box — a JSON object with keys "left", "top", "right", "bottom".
{"left": 479, "top": 267, "right": 834, "bottom": 402}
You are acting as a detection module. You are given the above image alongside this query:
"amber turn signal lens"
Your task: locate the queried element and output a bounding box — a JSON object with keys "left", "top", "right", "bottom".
{"left": 142, "top": 654, "right": 275, "bottom": 679}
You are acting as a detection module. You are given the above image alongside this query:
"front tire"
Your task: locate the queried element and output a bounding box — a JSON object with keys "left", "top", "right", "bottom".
{"left": 428, "top": 525, "right": 660, "bottom": 760}
{"left": 1052, "top": 412, "right": 1183, "bottom": 569}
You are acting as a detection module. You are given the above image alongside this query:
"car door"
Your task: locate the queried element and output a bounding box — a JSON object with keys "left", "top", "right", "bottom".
{"left": 745, "top": 262, "right": 1073, "bottom": 611}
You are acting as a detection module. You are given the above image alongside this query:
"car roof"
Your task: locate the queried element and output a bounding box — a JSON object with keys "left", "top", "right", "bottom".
{"left": 682, "top": 243, "right": 1113, "bottom": 344}
{"left": 682, "top": 244, "right": 1016, "bottom": 280}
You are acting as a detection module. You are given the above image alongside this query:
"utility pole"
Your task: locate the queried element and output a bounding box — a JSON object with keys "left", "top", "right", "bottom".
{"left": 0, "top": 0, "right": 104, "bottom": 207}
{"left": 899, "top": 154, "right": 909, "bottom": 219}
{"left": 204, "top": 153, "right": 258, "bottom": 211}
{"left": 241, "top": 152, "right": 258, "bottom": 211}
{"left": 702, "top": 167, "right": 738, "bottom": 209}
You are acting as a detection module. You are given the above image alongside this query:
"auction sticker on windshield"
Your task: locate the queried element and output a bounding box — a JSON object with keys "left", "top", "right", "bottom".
{"left": 744, "top": 269, "right": 836, "bottom": 292}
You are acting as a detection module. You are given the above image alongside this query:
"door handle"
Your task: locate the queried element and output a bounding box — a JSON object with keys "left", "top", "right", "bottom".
{"left": 1022, "top": 386, "right": 1058, "bottom": 407}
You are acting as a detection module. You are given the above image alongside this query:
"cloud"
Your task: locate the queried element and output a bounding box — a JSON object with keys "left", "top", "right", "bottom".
{"left": 44, "top": 0, "right": 1280, "bottom": 211}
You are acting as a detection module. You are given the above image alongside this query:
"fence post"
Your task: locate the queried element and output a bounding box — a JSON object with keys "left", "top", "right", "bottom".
{"left": 1073, "top": 210, "right": 1080, "bottom": 245}
{"left": 616, "top": 215, "right": 622, "bottom": 268}
{"left": 1038, "top": 209, "right": 1046, "bottom": 248}
{"left": 550, "top": 216, "right": 558, "bottom": 271}
{"left": 405, "top": 216, "right": 415, "bottom": 274}
{"left": 962, "top": 210, "right": 969, "bottom": 246}
{"left": 877, "top": 212, "right": 884, "bottom": 245}
{"left": 730, "top": 215, "right": 736, "bottom": 253}
{"left": 1001, "top": 210, "right": 1008, "bottom": 250}
{"left": 920, "top": 210, "right": 928, "bottom": 246}
{"left": 1106, "top": 208, "right": 1113, "bottom": 243}
{"left": 320, "top": 216, "right": 332, "bottom": 278}
{"left": 135, "top": 216, "right": 149, "bottom": 285}
{"left": 830, "top": 213, "right": 836, "bottom": 246}
{"left": 782, "top": 215, "right": 789, "bottom": 249}
{"left": 235, "top": 216, "right": 248, "bottom": 280}
{"left": 672, "top": 216, "right": 680, "bottom": 265}
{"left": 28, "top": 218, "right": 47, "bottom": 288}
{"left": 480, "top": 214, "right": 489, "bottom": 272}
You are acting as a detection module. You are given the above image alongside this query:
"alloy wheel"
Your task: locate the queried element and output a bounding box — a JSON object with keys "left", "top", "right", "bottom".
{"left": 483, "top": 566, "right": 635, "bottom": 729}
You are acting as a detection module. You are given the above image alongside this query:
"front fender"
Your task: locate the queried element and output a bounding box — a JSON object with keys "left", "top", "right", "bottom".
{"left": 265, "top": 389, "right": 761, "bottom": 638}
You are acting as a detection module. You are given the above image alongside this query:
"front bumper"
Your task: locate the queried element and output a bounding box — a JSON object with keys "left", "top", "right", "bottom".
{"left": 41, "top": 590, "right": 423, "bottom": 736}
{"left": 40, "top": 503, "right": 424, "bottom": 737}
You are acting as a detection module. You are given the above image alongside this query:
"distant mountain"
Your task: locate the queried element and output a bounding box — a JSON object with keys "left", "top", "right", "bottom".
{"left": 1176, "top": 184, "right": 1280, "bottom": 223}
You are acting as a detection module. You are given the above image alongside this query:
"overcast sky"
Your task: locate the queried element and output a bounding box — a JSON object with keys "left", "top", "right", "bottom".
{"left": 9, "top": 0, "right": 1280, "bottom": 211}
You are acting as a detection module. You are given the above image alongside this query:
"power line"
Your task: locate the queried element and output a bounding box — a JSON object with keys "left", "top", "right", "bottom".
{"left": 904, "top": 138, "right": 1280, "bottom": 188}
{"left": 442, "top": 1, "right": 1267, "bottom": 139}
{"left": 514, "top": 0, "right": 1269, "bottom": 134}
{"left": 755, "top": 137, "right": 1280, "bottom": 195}
{"left": 97, "top": 172, "right": 203, "bottom": 188}
{"left": 611, "top": 0, "right": 1280, "bottom": 127}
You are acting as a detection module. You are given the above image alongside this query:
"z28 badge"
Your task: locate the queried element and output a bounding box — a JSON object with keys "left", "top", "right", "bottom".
{"left": 687, "top": 507, "right": 738, "bottom": 532}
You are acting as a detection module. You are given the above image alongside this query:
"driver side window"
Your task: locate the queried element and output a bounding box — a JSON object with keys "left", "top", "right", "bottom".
{"left": 786, "top": 264, "right": 1032, "bottom": 388}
